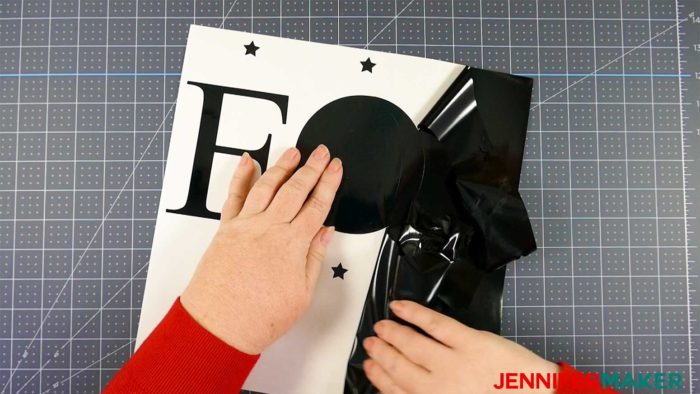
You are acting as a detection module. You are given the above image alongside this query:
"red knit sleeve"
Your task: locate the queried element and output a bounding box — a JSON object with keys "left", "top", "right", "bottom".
{"left": 556, "top": 362, "right": 619, "bottom": 394}
{"left": 104, "top": 298, "right": 259, "bottom": 393}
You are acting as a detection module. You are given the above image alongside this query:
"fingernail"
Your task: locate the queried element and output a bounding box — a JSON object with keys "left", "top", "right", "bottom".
{"left": 374, "top": 321, "right": 386, "bottom": 334}
{"left": 312, "top": 144, "right": 330, "bottom": 160}
{"left": 239, "top": 152, "right": 251, "bottom": 167}
{"left": 321, "top": 226, "right": 335, "bottom": 246}
{"left": 363, "top": 337, "right": 375, "bottom": 350}
{"left": 328, "top": 158, "right": 342, "bottom": 173}
{"left": 389, "top": 300, "right": 402, "bottom": 312}
{"left": 285, "top": 147, "right": 300, "bottom": 161}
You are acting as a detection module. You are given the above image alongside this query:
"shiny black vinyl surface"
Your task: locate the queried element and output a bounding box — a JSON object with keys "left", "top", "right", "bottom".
{"left": 340, "top": 67, "right": 536, "bottom": 393}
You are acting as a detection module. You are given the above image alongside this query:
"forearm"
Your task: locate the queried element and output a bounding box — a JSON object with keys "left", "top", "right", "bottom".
{"left": 104, "top": 298, "right": 258, "bottom": 393}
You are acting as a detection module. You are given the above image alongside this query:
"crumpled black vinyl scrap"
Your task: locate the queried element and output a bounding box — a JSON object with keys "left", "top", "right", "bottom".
{"left": 344, "top": 66, "right": 536, "bottom": 393}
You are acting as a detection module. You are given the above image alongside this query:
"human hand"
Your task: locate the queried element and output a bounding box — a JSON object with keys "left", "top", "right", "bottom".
{"left": 363, "top": 300, "right": 558, "bottom": 394}
{"left": 181, "top": 145, "right": 342, "bottom": 354}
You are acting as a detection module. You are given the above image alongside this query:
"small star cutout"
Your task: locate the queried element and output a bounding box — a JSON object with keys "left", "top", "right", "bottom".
{"left": 360, "top": 57, "right": 376, "bottom": 73}
{"left": 331, "top": 263, "right": 348, "bottom": 280}
{"left": 244, "top": 41, "right": 259, "bottom": 56}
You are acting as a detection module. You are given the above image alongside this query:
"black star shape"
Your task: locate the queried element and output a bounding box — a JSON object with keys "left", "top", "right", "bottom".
{"left": 331, "top": 263, "right": 348, "bottom": 280}
{"left": 360, "top": 57, "right": 376, "bottom": 73}
{"left": 244, "top": 41, "right": 259, "bottom": 56}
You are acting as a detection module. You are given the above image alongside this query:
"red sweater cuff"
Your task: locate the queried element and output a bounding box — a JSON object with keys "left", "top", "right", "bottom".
{"left": 556, "top": 362, "right": 619, "bottom": 394}
{"left": 104, "top": 298, "right": 259, "bottom": 393}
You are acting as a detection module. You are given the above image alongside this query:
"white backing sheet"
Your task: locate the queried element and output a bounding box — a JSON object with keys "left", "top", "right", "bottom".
{"left": 137, "top": 25, "right": 463, "bottom": 394}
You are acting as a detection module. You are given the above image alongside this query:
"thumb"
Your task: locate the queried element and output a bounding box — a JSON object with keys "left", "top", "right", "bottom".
{"left": 306, "top": 226, "right": 335, "bottom": 292}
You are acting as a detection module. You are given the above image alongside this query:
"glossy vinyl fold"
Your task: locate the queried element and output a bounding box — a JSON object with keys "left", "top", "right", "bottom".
{"left": 344, "top": 66, "right": 536, "bottom": 393}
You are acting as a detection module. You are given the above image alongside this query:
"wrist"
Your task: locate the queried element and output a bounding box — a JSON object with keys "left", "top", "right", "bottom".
{"left": 181, "top": 284, "right": 264, "bottom": 355}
